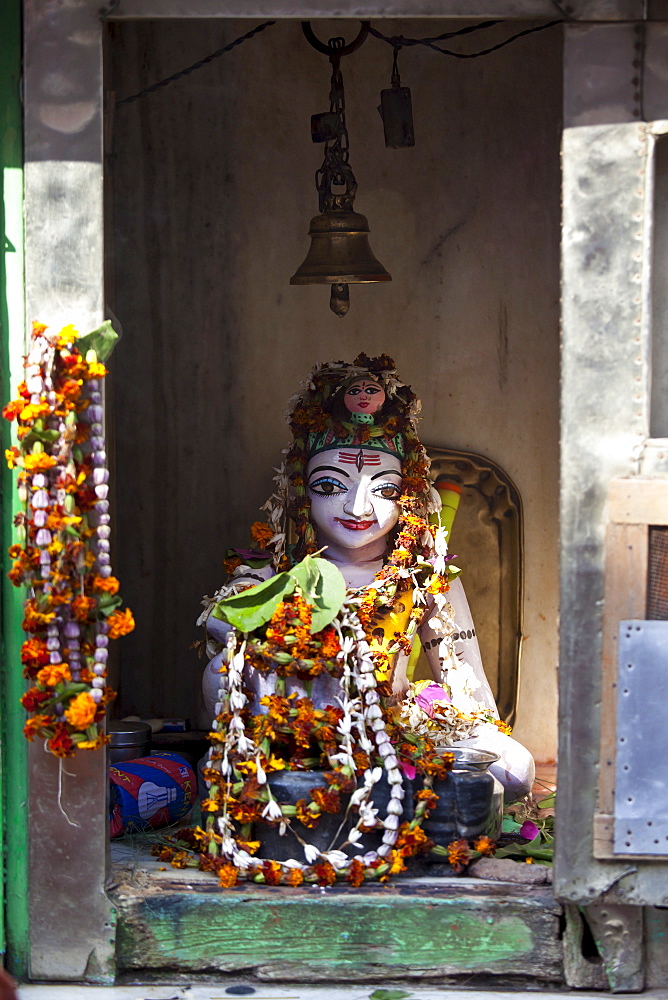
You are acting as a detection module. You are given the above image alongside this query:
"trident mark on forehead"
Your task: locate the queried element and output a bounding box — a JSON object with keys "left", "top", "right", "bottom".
{"left": 338, "top": 451, "right": 382, "bottom": 472}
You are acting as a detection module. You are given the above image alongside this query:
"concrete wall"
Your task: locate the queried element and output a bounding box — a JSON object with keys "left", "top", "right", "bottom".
{"left": 107, "top": 17, "right": 561, "bottom": 761}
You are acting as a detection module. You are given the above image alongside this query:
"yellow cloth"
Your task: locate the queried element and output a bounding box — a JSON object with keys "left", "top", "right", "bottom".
{"left": 366, "top": 587, "right": 433, "bottom": 682}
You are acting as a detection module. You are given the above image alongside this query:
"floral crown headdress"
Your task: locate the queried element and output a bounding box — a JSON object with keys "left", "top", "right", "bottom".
{"left": 260, "top": 353, "right": 436, "bottom": 576}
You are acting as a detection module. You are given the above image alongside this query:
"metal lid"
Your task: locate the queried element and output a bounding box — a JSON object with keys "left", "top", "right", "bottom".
{"left": 437, "top": 746, "right": 500, "bottom": 771}
{"left": 108, "top": 721, "right": 152, "bottom": 747}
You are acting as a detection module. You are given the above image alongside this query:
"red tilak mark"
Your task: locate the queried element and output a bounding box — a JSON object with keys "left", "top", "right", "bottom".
{"left": 338, "top": 451, "right": 381, "bottom": 472}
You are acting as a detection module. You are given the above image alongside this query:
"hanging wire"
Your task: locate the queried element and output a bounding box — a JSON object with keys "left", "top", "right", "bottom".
{"left": 115, "top": 16, "right": 564, "bottom": 109}
{"left": 116, "top": 20, "right": 276, "bottom": 107}
{"left": 367, "top": 19, "right": 562, "bottom": 60}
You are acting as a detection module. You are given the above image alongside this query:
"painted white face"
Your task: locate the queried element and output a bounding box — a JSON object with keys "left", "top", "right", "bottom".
{"left": 306, "top": 448, "right": 402, "bottom": 552}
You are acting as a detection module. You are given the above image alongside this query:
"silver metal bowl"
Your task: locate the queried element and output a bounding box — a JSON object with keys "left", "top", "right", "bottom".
{"left": 436, "top": 746, "right": 500, "bottom": 771}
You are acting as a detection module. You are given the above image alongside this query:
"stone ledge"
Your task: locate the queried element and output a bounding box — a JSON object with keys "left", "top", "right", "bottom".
{"left": 110, "top": 864, "right": 564, "bottom": 983}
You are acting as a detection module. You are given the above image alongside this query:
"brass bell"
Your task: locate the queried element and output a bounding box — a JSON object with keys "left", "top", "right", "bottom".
{"left": 290, "top": 207, "right": 391, "bottom": 317}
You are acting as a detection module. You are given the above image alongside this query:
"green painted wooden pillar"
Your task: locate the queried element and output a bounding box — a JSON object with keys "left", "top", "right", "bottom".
{"left": 0, "top": 0, "right": 29, "bottom": 979}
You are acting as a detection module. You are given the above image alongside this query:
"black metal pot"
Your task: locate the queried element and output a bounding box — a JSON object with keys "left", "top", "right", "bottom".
{"left": 257, "top": 770, "right": 352, "bottom": 862}
{"left": 419, "top": 747, "right": 502, "bottom": 859}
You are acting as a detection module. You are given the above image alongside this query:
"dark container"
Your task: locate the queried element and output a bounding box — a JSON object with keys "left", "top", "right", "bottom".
{"left": 257, "top": 770, "right": 353, "bottom": 862}
{"left": 420, "top": 747, "right": 502, "bottom": 859}
{"left": 108, "top": 721, "right": 152, "bottom": 764}
{"left": 254, "top": 748, "right": 502, "bottom": 864}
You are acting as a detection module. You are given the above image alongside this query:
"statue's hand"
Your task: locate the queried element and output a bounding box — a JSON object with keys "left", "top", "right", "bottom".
{"left": 206, "top": 615, "right": 232, "bottom": 644}
{"left": 391, "top": 654, "right": 410, "bottom": 701}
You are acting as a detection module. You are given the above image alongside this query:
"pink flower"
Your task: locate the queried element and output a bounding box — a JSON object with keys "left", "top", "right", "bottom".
{"left": 415, "top": 682, "right": 452, "bottom": 718}
{"left": 399, "top": 761, "right": 416, "bottom": 780}
{"left": 520, "top": 820, "right": 540, "bottom": 841}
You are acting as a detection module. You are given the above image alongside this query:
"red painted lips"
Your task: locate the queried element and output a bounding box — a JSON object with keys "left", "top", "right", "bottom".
{"left": 335, "top": 518, "right": 377, "bottom": 531}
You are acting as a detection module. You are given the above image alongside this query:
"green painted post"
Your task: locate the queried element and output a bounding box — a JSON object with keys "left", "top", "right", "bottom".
{"left": 0, "top": 0, "right": 30, "bottom": 978}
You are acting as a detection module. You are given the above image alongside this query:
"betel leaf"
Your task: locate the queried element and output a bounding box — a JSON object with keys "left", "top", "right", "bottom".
{"left": 287, "top": 555, "right": 321, "bottom": 602}
{"left": 211, "top": 571, "right": 295, "bottom": 633}
{"left": 76, "top": 320, "right": 120, "bottom": 363}
{"left": 310, "top": 557, "right": 347, "bottom": 632}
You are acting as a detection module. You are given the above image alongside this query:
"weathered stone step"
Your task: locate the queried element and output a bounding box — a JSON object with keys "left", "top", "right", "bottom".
{"left": 110, "top": 854, "right": 563, "bottom": 984}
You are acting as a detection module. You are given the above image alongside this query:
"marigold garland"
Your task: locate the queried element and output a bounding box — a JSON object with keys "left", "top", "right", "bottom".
{"left": 186, "top": 356, "right": 507, "bottom": 887}
{"left": 3, "top": 321, "right": 134, "bottom": 755}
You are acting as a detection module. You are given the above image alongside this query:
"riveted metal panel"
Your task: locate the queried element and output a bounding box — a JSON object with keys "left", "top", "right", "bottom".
{"left": 614, "top": 620, "right": 668, "bottom": 855}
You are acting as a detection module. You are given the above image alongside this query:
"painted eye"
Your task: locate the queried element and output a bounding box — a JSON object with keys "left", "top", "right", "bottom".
{"left": 373, "top": 483, "right": 401, "bottom": 500}
{"left": 309, "top": 477, "right": 347, "bottom": 496}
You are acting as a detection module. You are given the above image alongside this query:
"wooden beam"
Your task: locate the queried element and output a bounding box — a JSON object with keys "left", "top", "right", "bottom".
{"left": 609, "top": 477, "right": 668, "bottom": 526}
{"left": 597, "top": 520, "right": 649, "bottom": 828}
{"left": 112, "top": 875, "right": 564, "bottom": 981}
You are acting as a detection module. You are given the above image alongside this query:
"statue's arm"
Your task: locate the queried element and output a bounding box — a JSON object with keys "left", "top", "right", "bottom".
{"left": 200, "top": 561, "right": 276, "bottom": 721}
{"left": 418, "top": 577, "right": 499, "bottom": 717}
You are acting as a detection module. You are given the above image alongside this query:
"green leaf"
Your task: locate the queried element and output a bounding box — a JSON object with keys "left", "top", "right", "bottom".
{"left": 99, "top": 594, "right": 123, "bottom": 617}
{"left": 310, "top": 557, "right": 347, "bottom": 632}
{"left": 76, "top": 320, "right": 120, "bottom": 362}
{"left": 501, "top": 817, "right": 523, "bottom": 834}
{"left": 21, "top": 427, "right": 60, "bottom": 449}
{"left": 368, "top": 990, "right": 414, "bottom": 1000}
{"left": 288, "top": 555, "right": 321, "bottom": 602}
{"left": 212, "top": 571, "right": 295, "bottom": 632}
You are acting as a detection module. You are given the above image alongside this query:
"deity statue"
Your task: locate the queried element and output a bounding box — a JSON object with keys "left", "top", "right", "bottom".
{"left": 198, "top": 355, "right": 534, "bottom": 882}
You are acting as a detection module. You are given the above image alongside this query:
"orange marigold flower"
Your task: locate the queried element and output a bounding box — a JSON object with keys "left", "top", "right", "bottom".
{"left": 106, "top": 608, "right": 135, "bottom": 638}
{"left": 314, "top": 861, "right": 337, "bottom": 887}
{"left": 20, "top": 687, "right": 52, "bottom": 712}
{"left": 295, "top": 798, "right": 320, "bottom": 829}
{"left": 19, "top": 402, "right": 51, "bottom": 422}
{"left": 169, "top": 851, "right": 191, "bottom": 869}
{"left": 396, "top": 821, "right": 432, "bottom": 858}
{"left": 415, "top": 789, "right": 439, "bottom": 811}
{"left": 447, "top": 838, "right": 471, "bottom": 873}
{"left": 3, "top": 399, "right": 24, "bottom": 421}
{"left": 311, "top": 786, "right": 341, "bottom": 814}
{"left": 388, "top": 849, "right": 407, "bottom": 875}
{"left": 22, "top": 602, "right": 56, "bottom": 631}
{"left": 228, "top": 801, "right": 261, "bottom": 824}
{"left": 315, "top": 625, "right": 341, "bottom": 659}
{"left": 259, "top": 694, "right": 291, "bottom": 724}
{"left": 86, "top": 362, "right": 107, "bottom": 379}
{"left": 5, "top": 446, "right": 20, "bottom": 469}
{"left": 22, "top": 453, "right": 57, "bottom": 472}
{"left": 473, "top": 835, "right": 496, "bottom": 857}
{"left": 261, "top": 860, "right": 283, "bottom": 886}
{"left": 237, "top": 839, "right": 261, "bottom": 856}
{"left": 427, "top": 575, "right": 450, "bottom": 595}
{"left": 492, "top": 718, "right": 513, "bottom": 736}
{"left": 23, "top": 714, "right": 53, "bottom": 741}
{"left": 223, "top": 554, "right": 242, "bottom": 575}
{"left": 47, "top": 722, "right": 75, "bottom": 758}
{"left": 347, "top": 858, "right": 365, "bottom": 887}
{"left": 284, "top": 867, "right": 304, "bottom": 887}
{"left": 64, "top": 691, "right": 97, "bottom": 729}
{"left": 250, "top": 521, "right": 274, "bottom": 548}
{"left": 72, "top": 594, "right": 96, "bottom": 622}
{"left": 92, "top": 574, "right": 119, "bottom": 594}
{"left": 218, "top": 863, "right": 239, "bottom": 888}
{"left": 21, "top": 638, "right": 49, "bottom": 667}
{"left": 36, "top": 662, "right": 71, "bottom": 687}
{"left": 60, "top": 378, "right": 83, "bottom": 400}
